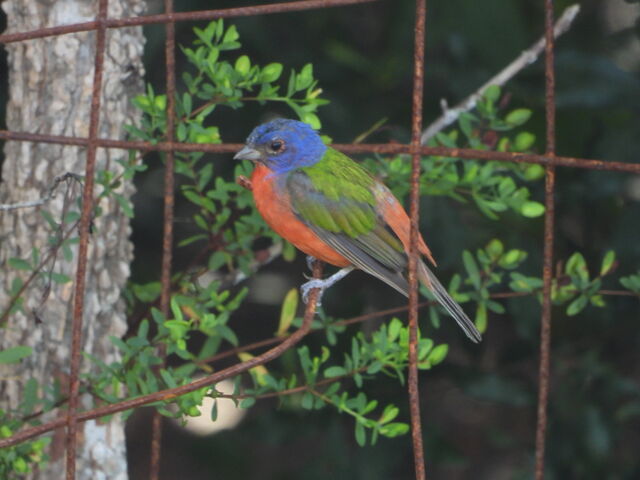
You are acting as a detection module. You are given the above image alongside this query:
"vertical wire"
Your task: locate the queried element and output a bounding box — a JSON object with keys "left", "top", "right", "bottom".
{"left": 535, "top": 0, "right": 556, "bottom": 478}
{"left": 150, "top": 0, "right": 176, "bottom": 478}
{"left": 408, "top": 0, "right": 428, "bottom": 478}
{"left": 65, "top": 0, "right": 110, "bottom": 478}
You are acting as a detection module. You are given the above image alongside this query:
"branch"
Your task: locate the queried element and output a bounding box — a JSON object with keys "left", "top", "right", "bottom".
{"left": 420, "top": 4, "right": 581, "bottom": 144}
{"left": 0, "top": 172, "right": 83, "bottom": 211}
{"left": 0, "top": 262, "right": 325, "bottom": 449}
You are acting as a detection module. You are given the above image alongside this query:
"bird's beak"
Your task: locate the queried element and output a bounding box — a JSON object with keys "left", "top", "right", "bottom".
{"left": 234, "top": 145, "right": 261, "bottom": 161}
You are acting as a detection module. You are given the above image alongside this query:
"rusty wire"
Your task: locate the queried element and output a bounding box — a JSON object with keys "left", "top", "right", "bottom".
{"left": 535, "top": 1, "right": 557, "bottom": 478}
{"left": 0, "top": 0, "right": 379, "bottom": 44}
{"left": 65, "top": 0, "right": 110, "bottom": 478}
{"left": 407, "top": 0, "right": 428, "bottom": 478}
{"left": 1, "top": 130, "right": 639, "bottom": 172}
{"left": 0, "top": 0, "right": 634, "bottom": 478}
{"left": 149, "top": 0, "right": 178, "bottom": 475}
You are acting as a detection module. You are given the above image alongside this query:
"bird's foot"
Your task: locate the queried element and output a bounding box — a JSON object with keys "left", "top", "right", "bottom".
{"left": 300, "top": 278, "right": 329, "bottom": 306}
{"left": 300, "top": 266, "right": 355, "bottom": 306}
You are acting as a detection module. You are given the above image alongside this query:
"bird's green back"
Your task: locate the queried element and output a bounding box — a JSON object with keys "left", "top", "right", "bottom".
{"left": 288, "top": 148, "right": 377, "bottom": 238}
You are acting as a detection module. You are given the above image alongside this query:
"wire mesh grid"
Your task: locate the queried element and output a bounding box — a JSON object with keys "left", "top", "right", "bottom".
{"left": 0, "top": 0, "right": 639, "bottom": 479}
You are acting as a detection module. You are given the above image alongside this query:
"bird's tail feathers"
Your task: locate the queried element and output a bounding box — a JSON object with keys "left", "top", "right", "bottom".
{"left": 418, "top": 261, "right": 482, "bottom": 343}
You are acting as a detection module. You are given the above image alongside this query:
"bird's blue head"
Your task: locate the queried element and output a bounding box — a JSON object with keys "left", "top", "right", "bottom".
{"left": 234, "top": 119, "right": 326, "bottom": 173}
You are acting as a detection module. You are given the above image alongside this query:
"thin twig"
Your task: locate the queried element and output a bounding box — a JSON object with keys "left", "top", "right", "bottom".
{"left": 0, "top": 172, "right": 83, "bottom": 211}
{"left": 420, "top": 4, "right": 580, "bottom": 144}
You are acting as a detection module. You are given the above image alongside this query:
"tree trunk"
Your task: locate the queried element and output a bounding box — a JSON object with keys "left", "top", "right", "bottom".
{"left": 0, "top": 1, "right": 145, "bottom": 478}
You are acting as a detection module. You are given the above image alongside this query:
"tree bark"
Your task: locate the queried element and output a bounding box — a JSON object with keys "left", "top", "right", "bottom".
{"left": 0, "top": 1, "right": 145, "bottom": 478}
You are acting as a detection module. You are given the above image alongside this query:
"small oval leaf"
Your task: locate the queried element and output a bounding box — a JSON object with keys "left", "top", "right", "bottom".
{"left": 521, "top": 201, "right": 545, "bottom": 217}
{"left": 0, "top": 346, "right": 33, "bottom": 364}
{"left": 276, "top": 289, "right": 298, "bottom": 336}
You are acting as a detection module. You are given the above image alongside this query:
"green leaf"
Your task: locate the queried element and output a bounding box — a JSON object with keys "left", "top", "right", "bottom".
{"left": 277, "top": 289, "right": 298, "bottom": 336}
{"left": 179, "top": 234, "right": 207, "bottom": 247}
{"left": 514, "top": 132, "right": 536, "bottom": 151}
{"left": 206, "top": 47, "right": 219, "bottom": 66}
{"left": 484, "top": 85, "right": 501, "bottom": 103}
{"left": 176, "top": 122, "right": 187, "bottom": 142}
{"left": 458, "top": 113, "right": 473, "bottom": 139}
{"left": 40, "top": 209, "right": 59, "bottom": 229}
{"left": 475, "top": 303, "right": 487, "bottom": 333}
{"left": 282, "top": 241, "right": 296, "bottom": 262}
{"left": 566, "top": 252, "right": 589, "bottom": 282}
{"left": 301, "top": 112, "right": 321, "bottom": 130}
{"left": 366, "top": 361, "right": 383, "bottom": 375}
{"left": 620, "top": 273, "right": 640, "bottom": 293}
{"left": 520, "top": 201, "right": 545, "bottom": 217}
{"left": 435, "top": 131, "right": 457, "bottom": 148}
{"left": 301, "top": 392, "right": 314, "bottom": 410}
{"left": 8, "top": 257, "right": 32, "bottom": 271}
{"left": 486, "top": 239, "right": 504, "bottom": 259}
{"left": 523, "top": 164, "right": 545, "bottom": 180}
{"left": 427, "top": 344, "right": 449, "bottom": 366}
{"left": 0, "top": 346, "right": 33, "bottom": 364}
{"left": 14, "top": 457, "right": 28, "bottom": 473}
{"left": 379, "top": 422, "right": 410, "bottom": 438}
{"left": 567, "top": 295, "right": 588, "bottom": 316}
{"left": 132, "top": 282, "right": 162, "bottom": 303}
{"left": 324, "top": 366, "right": 347, "bottom": 378}
{"left": 261, "top": 62, "right": 283, "bottom": 83}
{"left": 295, "top": 63, "right": 314, "bottom": 91}
{"left": 182, "top": 92, "right": 192, "bottom": 116}
{"left": 48, "top": 272, "right": 71, "bottom": 284}
{"left": 207, "top": 251, "right": 227, "bottom": 271}
{"left": 21, "top": 378, "right": 39, "bottom": 415}
{"left": 222, "top": 25, "right": 239, "bottom": 44}
{"left": 499, "top": 249, "right": 527, "bottom": 269}
{"left": 214, "top": 19, "right": 224, "bottom": 41}
{"left": 463, "top": 250, "right": 481, "bottom": 289}
{"left": 380, "top": 404, "right": 399, "bottom": 424}
{"left": 154, "top": 95, "right": 167, "bottom": 112}
{"left": 170, "top": 296, "right": 185, "bottom": 323}
{"left": 235, "top": 55, "right": 250, "bottom": 76}
{"left": 354, "top": 421, "right": 366, "bottom": 447}
{"left": 505, "top": 108, "right": 532, "bottom": 126}
{"left": 159, "top": 369, "right": 177, "bottom": 388}
{"left": 600, "top": 250, "right": 616, "bottom": 276}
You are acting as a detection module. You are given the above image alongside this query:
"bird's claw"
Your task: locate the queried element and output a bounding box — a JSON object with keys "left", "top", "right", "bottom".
{"left": 300, "top": 278, "right": 326, "bottom": 307}
{"left": 300, "top": 265, "right": 355, "bottom": 308}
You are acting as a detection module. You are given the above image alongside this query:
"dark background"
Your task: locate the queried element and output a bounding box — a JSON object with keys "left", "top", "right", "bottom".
{"left": 3, "top": 0, "right": 640, "bottom": 479}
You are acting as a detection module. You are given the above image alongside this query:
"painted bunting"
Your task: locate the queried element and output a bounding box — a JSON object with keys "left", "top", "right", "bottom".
{"left": 235, "top": 119, "right": 481, "bottom": 342}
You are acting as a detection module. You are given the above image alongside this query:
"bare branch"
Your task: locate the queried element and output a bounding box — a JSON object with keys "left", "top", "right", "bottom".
{"left": 420, "top": 4, "right": 580, "bottom": 144}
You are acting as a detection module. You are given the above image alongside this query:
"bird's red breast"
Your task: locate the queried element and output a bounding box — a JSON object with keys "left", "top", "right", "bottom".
{"left": 251, "top": 164, "right": 351, "bottom": 267}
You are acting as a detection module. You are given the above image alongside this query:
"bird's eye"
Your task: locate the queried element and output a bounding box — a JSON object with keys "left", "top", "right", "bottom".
{"left": 269, "top": 140, "right": 285, "bottom": 153}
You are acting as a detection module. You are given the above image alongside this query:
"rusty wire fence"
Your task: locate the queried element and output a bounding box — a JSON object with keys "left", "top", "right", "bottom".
{"left": 0, "top": 0, "right": 639, "bottom": 479}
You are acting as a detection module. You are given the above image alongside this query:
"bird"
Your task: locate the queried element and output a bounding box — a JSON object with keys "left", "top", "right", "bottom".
{"left": 234, "top": 118, "right": 481, "bottom": 343}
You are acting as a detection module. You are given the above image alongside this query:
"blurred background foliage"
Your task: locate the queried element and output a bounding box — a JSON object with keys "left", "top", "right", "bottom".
{"left": 2, "top": 0, "right": 639, "bottom": 479}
